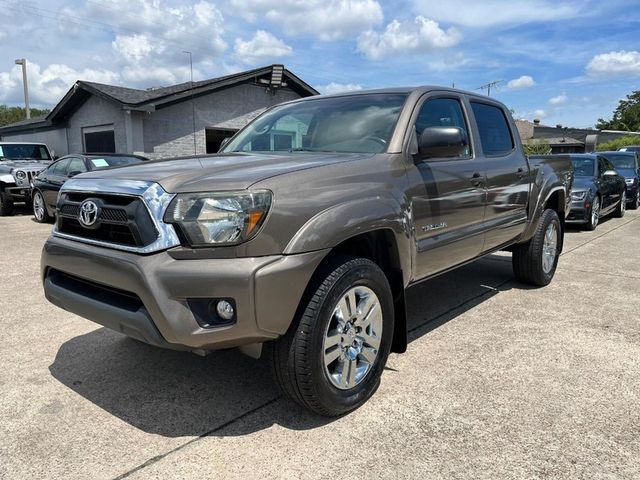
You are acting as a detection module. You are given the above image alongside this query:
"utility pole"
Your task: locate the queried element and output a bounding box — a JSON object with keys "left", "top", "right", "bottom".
{"left": 14, "top": 58, "right": 30, "bottom": 119}
{"left": 477, "top": 80, "right": 502, "bottom": 97}
{"left": 184, "top": 51, "right": 197, "bottom": 155}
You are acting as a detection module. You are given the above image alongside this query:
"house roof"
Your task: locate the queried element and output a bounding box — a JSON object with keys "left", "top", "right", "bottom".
{"left": 0, "top": 65, "right": 318, "bottom": 134}
{"left": 528, "top": 137, "right": 584, "bottom": 146}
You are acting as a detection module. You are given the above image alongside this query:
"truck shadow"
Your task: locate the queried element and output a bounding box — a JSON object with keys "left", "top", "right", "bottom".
{"left": 49, "top": 254, "right": 521, "bottom": 437}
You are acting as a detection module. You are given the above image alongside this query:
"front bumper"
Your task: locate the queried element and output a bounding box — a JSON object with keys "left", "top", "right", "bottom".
{"left": 626, "top": 185, "right": 638, "bottom": 202}
{"left": 5, "top": 185, "right": 31, "bottom": 203}
{"left": 42, "top": 235, "right": 328, "bottom": 351}
{"left": 567, "top": 202, "right": 589, "bottom": 222}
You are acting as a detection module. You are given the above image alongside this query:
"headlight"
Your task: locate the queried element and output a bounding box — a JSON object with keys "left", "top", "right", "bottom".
{"left": 15, "top": 170, "right": 26, "bottom": 180}
{"left": 625, "top": 178, "right": 635, "bottom": 185}
{"left": 571, "top": 190, "right": 587, "bottom": 201}
{"left": 164, "top": 190, "right": 272, "bottom": 246}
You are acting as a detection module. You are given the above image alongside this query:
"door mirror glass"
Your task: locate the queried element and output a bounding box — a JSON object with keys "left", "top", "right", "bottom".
{"left": 417, "top": 126, "right": 468, "bottom": 159}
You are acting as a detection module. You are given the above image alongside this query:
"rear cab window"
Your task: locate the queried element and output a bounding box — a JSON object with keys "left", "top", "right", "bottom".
{"left": 470, "top": 102, "right": 514, "bottom": 156}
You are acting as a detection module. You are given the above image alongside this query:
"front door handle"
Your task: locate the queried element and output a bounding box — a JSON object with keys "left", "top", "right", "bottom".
{"left": 470, "top": 172, "right": 484, "bottom": 186}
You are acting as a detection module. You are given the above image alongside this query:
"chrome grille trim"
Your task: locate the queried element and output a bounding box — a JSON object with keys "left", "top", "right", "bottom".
{"left": 53, "top": 179, "right": 180, "bottom": 254}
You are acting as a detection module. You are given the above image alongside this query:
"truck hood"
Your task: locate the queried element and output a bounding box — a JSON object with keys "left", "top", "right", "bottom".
{"left": 0, "top": 159, "right": 51, "bottom": 172}
{"left": 76, "top": 152, "right": 373, "bottom": 192}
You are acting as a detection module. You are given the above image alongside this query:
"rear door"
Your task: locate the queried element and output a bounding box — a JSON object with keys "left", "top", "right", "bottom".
{"left": 470, "top": 101, "right": 530, "bottom": 252}
{"left": 408, "top": 94, "right": 488, "bottom": 279}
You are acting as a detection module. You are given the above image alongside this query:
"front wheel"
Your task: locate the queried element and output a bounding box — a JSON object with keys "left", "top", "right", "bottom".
{"left": 271, "top": 256, "right": 394, "bottom": 416}
{"left": 630, "top": 191, "right": 639, "bottom": 210}
{"left": 32, "top": 190, "right": 52, "bottom": 223}
{"left": 0, "top": 192, "right": 14, "bottom": 217}
{"left": 585, "top": 196, "right": 600, "bottom": 231}
{"left": 512, "top": 209, "right": 561, "bottom": 286}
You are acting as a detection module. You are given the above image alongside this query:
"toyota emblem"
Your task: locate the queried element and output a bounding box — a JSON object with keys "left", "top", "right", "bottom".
{"left": 79, "top": 200, "right": 99, "bottom": 227}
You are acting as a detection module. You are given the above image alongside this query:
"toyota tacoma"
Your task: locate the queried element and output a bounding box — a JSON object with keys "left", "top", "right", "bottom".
{"left": 42, "top": 87, "right": 573, "bottom": 416}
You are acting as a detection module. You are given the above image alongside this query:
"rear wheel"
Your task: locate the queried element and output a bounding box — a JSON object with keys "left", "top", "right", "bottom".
{"left": 614, "top": 191, "right": 626, "bottom": 218}
{"left": 585, "top": 196, "right": 600, "bottom": 231}
{"left": 271, "top": 256, "right": 394, "bottom": 416}
{"left": 512, "top": 209, "right": 561, "bottom": 286}
{"left": 0, "top": 192, "right": 14, "bottom": 217}
{"left": 32, "top": 190, "right": 52, "bottom": 223}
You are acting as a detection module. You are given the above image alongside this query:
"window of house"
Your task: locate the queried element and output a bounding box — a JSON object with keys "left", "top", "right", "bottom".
{"left": 83, "top": 125, "right": 116, "bottom": 153}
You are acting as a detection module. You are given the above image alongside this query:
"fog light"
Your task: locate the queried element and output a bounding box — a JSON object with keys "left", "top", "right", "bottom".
{"left": 216, "top": 300, "right": 235, "bottom": 321}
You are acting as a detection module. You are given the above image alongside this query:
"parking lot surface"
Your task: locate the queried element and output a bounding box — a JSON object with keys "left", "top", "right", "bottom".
{"left": 1, "top": 208, "right": 639, "bottom": 479}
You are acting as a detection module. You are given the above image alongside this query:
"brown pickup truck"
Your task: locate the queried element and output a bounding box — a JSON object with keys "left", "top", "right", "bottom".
{"left": 42, "top": 87, "right": 573, "bottom": 416}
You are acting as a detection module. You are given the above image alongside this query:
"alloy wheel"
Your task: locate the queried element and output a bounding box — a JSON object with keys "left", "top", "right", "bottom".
{"left": 33, "top": 192, "right": 45, "bottom": 221}
{"left": 323, "top": 286, "right": 383, "bottom": 390}
{"left": 542, "top": 222, "right": 559, "bottom": 274}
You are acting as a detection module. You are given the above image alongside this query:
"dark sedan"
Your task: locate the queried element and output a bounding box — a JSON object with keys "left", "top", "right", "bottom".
{"left": 598, "top": 151, "right": 640, "bottom": 210}
{"left": 567, "top": 154, "right": 626, "bottom": 230}
{"left": 31, "top": 154, "right": 147, "bottom": 222}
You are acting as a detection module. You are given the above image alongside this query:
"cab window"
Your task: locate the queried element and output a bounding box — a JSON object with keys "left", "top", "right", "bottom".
{"left": 470, "top": 102, "right": 514, "bottom": 156}
{"left": 67, "top": 158, "right": 87, "bottom": 175}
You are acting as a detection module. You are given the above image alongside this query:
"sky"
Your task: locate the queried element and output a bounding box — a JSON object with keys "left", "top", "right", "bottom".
{"left": 1, "top": 0, "right": 640, "bottom": 128}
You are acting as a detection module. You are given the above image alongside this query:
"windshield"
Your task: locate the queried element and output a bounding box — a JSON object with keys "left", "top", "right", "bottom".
{"left": 600, "top": 153, "right": 636, "bottom": 170}
{"left": 223, "top": 94, "right": 408, "bottom": 154}
{"left": 571, "top": 157, "right": 596, "bottom": 177}
{"left": 88, "top": 156, "right": 146, "bottom": 170}
{"left": 0, "top": 144, "right": 51, "bottom": 160}
{"left": 619, "top": 146, "right": 640, "bottom": 153}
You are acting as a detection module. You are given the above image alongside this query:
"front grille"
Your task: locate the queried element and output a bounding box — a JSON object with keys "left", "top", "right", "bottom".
{"left": 56, "top": 193, "right": 158, "bottom": 248}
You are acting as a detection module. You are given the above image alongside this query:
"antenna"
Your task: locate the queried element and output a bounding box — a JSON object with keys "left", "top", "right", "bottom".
{"left": 476, "top": 80, "right": 502, "bottom": 97}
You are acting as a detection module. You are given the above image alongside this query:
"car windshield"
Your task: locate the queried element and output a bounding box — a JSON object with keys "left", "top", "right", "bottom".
{"left": 619, "top": 146, "right": 640, "bottom": 153}
{"left": 0, "top": 144, "right": 51, "bottom": 160}
{"left": 223, "top": 93, "right": 408, "bottom": 154}
{"left": 88, "top": 156, "right": 145, "bottom": 169}
{"left": 600, "top": 153, "right": 636, "bottom": 169}
{"left": 571, "top": 157, "right": 596, "bottom": 177}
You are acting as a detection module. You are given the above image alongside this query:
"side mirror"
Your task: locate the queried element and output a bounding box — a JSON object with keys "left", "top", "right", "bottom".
{"left": 219, "top": 137, "right": 231, "bottom": 151}
{"left": 53, "top": 155, "right": 59, "bottom": 160}
{"left": 603, "top": 170, "right": 618, "bottom": 177}
{"left": 68, "top": 170, "right": 82, "bottom": 178}
{"left": 417, "top": 127, "right": 468, "bottom": 159}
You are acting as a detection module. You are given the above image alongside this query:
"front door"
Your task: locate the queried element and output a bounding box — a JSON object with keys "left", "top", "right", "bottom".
{"left": 41, "top": 158, "right": 69, "bottom": 209}
{"left": 408, "top": 95, "right": 487, "bottom": 280}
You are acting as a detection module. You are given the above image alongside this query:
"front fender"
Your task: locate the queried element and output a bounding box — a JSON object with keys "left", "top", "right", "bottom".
{"left": 284, "top": 196, "right": 412, "bottom": 284}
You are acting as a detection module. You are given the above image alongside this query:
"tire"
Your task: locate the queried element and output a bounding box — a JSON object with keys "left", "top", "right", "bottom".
{"left": 271, "top": 256, "right": 394, "bottom": 416}
{"left": 512, "top": 209, "right": 561, "bottom": 287}
{"left": 630, "top": 191, "right": 639, "bottom": 210}
{"left": 32, "top": 190, "right": 52, "bottom": 223}
{"left": 0, "top": 192, "right": 14, "bottom": 217}
{"left": 614, "top": 191, "right": 626, "bottom": 218}
{"left": 584, "top": 195, "right": 600, "bottom": 231}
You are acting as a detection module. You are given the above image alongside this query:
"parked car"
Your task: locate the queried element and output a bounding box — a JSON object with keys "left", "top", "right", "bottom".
{"left": 598, "top": 151, "right": 640, "bottom": 209}
{"left": 618, "top": 146, "right": 640, "bottom": 153}
{"left": 566, "top": 154, "right": 626, "bottom": 230}
{"left": 41, "top": 87, "right": 573, "bottom": 416}
{"left": 0, "top": 142, "right": 53, "bottom": 216}
{"left": 31, "top": 153, "right": 148, "bottom": 223}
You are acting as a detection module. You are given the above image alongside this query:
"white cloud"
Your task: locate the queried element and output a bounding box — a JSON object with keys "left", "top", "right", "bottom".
{"left": 228, "top": 0, "right": 383, "bottom": 41}
{"left": 0, "top": 62, "right": 120, "bottom": 106}
{"left": 317, "top": 82, "right": 363, "bottom": 95}
{"left": 413, "top": 0, "right": 580, "bottom": 27}
{"left": 586, "top": 50, "right": 640, "bottom": 77}
{"left": 234, "top": 31, "right": 293, "bottom": 65}
{"left": 358, "top": 16, "right": 461, "bottom": 60}
{"left": 549, "top": 94, "right": 568, "bottom": 105}
{"left": 506, "top": 75, "right": 536, "bottom": 89}
{"left": 112, "top": 34, "right": 154, "bottom": 62}
{"left": 534, "top": 109, "right": 547, "bottom": 118}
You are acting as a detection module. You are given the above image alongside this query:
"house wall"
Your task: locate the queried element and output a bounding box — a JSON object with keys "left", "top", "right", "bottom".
{"left": 142, "top": 83, "right": 301, "bottom": 159}
{"left": 0, "top": 127, "right": 69, "bottom": 157}
{"left": 66, "top": 95, "right": 127, "bottom": 154}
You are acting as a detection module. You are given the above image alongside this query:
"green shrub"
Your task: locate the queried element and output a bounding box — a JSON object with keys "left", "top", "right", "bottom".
{"left": 523, "top": 139, "right": 551, "bottom": 156}
{"left": 596, "top": 136, "right": 640, "bottom": 151}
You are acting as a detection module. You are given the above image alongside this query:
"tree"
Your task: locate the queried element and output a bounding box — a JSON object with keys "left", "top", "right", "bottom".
{"left": 596, "top": 90, "right": 640, "bottom": 132}
{"left": 596, "top": 135, "right": 640, "bottom": 151}
{"left": 523, "top": 138, "right": 551, "bottom": 156}
{"left": 0, "top": 105, "right": 51, "bottom": 127}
